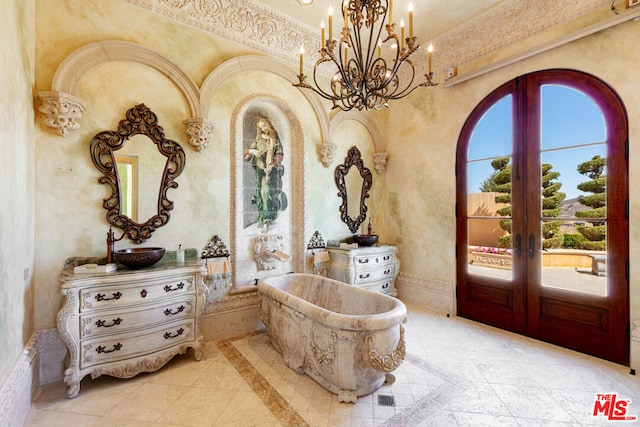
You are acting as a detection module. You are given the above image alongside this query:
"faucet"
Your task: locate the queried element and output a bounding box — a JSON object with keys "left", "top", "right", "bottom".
{"left": 268, "top": 250, "right": 291, "bottom": 262}
{"left": 106, "top": 227, "right": 125, "bottom": 264}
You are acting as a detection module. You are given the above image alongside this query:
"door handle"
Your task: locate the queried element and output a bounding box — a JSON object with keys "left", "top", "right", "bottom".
{"left": 529, "top": 234, "right": 536, "bottom": 259}
{"left": 515, "top": 233, "right": 522, "bottom": 258}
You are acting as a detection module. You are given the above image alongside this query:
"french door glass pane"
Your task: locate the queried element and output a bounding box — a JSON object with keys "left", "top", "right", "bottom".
{"left": 539, "top": 84, "right": 607, "bottom": 296}
{"left": 467, "top": 94, "right": 513, "bottom": 279}
{"left": 468, "top": 95, "right": 513, "bottom": 160}
{"left": 541, "top": 85, "right": 606, "bottom": 149}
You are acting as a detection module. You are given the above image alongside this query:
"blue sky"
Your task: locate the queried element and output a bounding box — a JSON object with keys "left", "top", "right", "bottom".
{"left": 467, "top": 85, "right": 606, "bottom": 200}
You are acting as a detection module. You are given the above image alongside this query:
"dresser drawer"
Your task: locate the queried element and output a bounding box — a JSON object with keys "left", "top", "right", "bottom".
{"left": 79, "top": 274, "right": 197, "bottom": 312}
{"left": 80, "top": 295, "right": 197, "bottom": 338}
{"left": 80, "top": 319, "right": 195, "bottom": 369}
{"left": 360, "top": 280, "right": 395, "bottom": 295}
{"left": 352, "top": 264, "right": 395, "bottom": 284}
{"left": 353, "top": 252, "right": 395, "bottom": 268}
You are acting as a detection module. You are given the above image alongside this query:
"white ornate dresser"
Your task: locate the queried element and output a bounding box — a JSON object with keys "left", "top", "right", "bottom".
{"left": 327, "top": 245, "right": 399, "bottom": 296}
{"left": 57, "top": 258, "right": 207, "bottom": 398}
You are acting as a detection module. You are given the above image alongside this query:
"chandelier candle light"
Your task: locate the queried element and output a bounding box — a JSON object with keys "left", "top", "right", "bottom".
{"left": 294, "top": 0, "right": 438, "bottom": 111}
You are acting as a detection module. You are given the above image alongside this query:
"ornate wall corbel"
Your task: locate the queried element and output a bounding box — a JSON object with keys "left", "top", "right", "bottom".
{"left": 373, "top": 152, "right": 388, "bottom": 174}
{"left": 37, "top": 91, "right": 86, "bottom": 137}
{"left": 184, "top": 118, "right": 214, "bottom": 152}
{"left": 318, "top": 141, "right": 337, "bottom": 167}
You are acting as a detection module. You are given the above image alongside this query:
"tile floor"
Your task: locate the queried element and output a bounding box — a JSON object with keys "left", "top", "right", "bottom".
{"left": 25, "top": 304, "right": 640, "bottom": 426}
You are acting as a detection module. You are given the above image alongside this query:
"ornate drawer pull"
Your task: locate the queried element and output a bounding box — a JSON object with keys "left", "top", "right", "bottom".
{"left": 357, "top": 258, "right": 370, "bottom": 264}
{"left": 359, "top": 273, "right": 371, "bottom": 279}
{"left": 164, "top": 282, "right": 185, "bottom": 293}
{"left": 95, "top": 318, "right": 123, "bottom": 328}
{"left": 384, "top": 269, "right": 391, "bottom": 275}
{"left": 164, "top": 328, "right": 185, "bottom": 339}
{"left": 96, "top": 343, "right": 122, "bottom": 354}
{"left": 383, "top": 255, "right": 390, "bottom": 261}
{"left": 164, "top": 305, "right": 185, "bottom": 316}
{"left": 382, "top": 283, "right": 389, "bottom": 289}
{"left": 95, "top": 291, "right": 122, "bottom": 301}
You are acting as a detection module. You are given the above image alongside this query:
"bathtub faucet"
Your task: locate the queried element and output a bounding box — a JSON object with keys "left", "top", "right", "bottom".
{"left": 268, "top": 250, "right": 291, "bottom": 262}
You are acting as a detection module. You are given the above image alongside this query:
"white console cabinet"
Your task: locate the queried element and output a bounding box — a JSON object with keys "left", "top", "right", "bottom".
{"left": 57, "top": 259, "right": 207, "bottom": 398}
{"left": 327, "top": 245, "right": 399, "bottom": 296}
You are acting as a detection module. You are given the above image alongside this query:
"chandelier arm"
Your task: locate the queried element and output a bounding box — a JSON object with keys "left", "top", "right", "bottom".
{"left": 364, "top": 12, "right": 383, "bottom": 80}
{"left": 386, "top": 66, "right": 417, "bottom": 99}
{"left": 293, "top": 0, "right": 437, "bottom": 111}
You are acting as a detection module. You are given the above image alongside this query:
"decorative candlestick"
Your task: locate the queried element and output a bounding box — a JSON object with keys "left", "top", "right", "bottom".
{"left": 408, "top": 3, "right": 414, "bottom": 38}
{"left": 299, "top": 46, "right": 304, "bottom": 75}
{"left": 328, "top": 6, "right": 333, "bottom": 41}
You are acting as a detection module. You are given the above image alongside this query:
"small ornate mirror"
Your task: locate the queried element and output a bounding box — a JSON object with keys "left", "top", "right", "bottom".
{"left": 90, "top": 104, "right": 186, "bottom": 243}
{"left": 335, "top": 146, "right": 372, "bottom": 234}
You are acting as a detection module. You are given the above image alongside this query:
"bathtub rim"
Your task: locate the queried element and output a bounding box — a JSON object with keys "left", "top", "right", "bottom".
{"left": 257, "top": 273, "right": 407, "bottom": 332}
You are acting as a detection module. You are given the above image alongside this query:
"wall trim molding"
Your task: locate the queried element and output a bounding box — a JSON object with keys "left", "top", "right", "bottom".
{"left": 123, "top": 0, "right": 621, "bottom": 88}
{"left": 0, "top": 335, "right": 39, "bottom": 427}
{"left": 444, "top": 3, "right": 640, "bottom": 87}
{"left": 396, "top": 272, "right": 455, "bottom": 316}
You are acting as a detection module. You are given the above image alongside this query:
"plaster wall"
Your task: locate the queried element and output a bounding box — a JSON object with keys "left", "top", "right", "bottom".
{"left": 0, "top": 0, "right": 36, "bottom": 387}
{"left": 30, "top": 0, "right": 640, "bottom": 368}
{"left": 385, "top": 19, "right": 640, "bottom": 317}
{"left": 33, "top": 0, "right": 380, "bottom": 331}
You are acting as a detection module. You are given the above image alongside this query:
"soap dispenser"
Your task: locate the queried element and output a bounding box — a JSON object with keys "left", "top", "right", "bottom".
{"left": 176, "top": 244, "right": 185, "bottom": 263}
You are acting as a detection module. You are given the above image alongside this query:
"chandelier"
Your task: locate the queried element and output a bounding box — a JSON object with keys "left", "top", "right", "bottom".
{"left": 294, "top": 0, "right": 438, "bottom": 111}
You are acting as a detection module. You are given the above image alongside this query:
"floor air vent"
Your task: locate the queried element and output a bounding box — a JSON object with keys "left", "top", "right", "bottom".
{"left": 377, "top": 394, "right": 396, "bottom": 407}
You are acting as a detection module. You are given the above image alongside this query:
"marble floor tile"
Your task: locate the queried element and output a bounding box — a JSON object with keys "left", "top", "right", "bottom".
{"left": 26, "top": 304, "right": 640, "bottom": 426}
{"left": 24, "top": 409, "right": 100, "bottom": 427}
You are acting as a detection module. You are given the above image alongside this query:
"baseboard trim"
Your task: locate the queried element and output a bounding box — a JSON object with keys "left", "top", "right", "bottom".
{"left": 396, "top": 272, "right": 455, "bottom": 315}
{"left": 201, "top": 291, "right": 263, "bottom": 340}
{"left": 0, "top": 334, "right": 39, "bottom": 427}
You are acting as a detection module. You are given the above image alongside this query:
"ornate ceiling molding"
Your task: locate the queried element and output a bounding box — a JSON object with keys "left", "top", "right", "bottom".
{"left": 433, "top": 0, "right": 611, "bottom": 72}
{"left": 124, "top": 0, "right": 615, "bottom": 82}
{"left": 124, "top": 0, "right": 321, "bottom": 65}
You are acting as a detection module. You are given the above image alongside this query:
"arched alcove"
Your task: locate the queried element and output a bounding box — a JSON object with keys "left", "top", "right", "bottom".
{"left": 230, "top": 94, "right": 306, "bottom": 290}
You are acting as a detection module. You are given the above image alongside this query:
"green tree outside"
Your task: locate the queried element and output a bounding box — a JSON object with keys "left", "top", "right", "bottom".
{"left": 575, "top": 155, "right": 606, "bottom": 251}
{"left": 541, "top": 163, "right": 566, "bottom": 249}
{"left": 482, "top": 158, "right": 565, "bottom": 249}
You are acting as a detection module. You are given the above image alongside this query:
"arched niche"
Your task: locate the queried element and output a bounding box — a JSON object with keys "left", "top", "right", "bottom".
{"left": 230, "top": 94, "right": 306, "bottom": 290}
{"left": 201, "top": 54, "right": 329, "bottom": 144}
{"left": 50, "top": 40, "right": 200, "bottom": 117}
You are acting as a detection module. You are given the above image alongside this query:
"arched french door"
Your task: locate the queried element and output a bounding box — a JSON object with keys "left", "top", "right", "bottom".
{"left": 456, "top": 69, "right": 629, "bottom": 364}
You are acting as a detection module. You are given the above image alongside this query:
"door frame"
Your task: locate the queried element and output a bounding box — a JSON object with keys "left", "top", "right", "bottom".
{"left": 455, "top": 69, "right": 629, "bottom": 364}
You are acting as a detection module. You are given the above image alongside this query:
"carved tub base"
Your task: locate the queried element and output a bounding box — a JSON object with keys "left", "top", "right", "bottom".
{"left": 257, "top": 273, "right": 407, "bottom": 403}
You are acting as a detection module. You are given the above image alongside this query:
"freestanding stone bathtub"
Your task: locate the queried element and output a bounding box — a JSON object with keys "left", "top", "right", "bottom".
{"left": 257, "top": 273, "right": 407, "bottom": 403}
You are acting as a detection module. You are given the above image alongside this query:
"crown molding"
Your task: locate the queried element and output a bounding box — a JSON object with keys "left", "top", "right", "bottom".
{"left": 123, "top": 0, "right": 321, "bottom": 66}
{"left": 124, "top": 0, "right": 619, "bottom": 85}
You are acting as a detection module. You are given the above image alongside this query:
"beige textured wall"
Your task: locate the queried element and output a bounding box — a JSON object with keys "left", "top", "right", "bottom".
{"left": 385, "top": 20, "right": 640, "bottom": 315}
{"left": 0, "top": 0, "right": 36, "bottom": 383}
{"left": 31, "top": 0, "right": 640, "bottom": 358}
{"left": 33, "top": 0, "right": 379, "bottom": 330}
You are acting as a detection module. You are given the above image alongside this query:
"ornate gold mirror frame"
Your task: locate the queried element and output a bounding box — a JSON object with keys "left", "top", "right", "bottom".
{"left": 90, "top": 104, "right": 186, "bottom": 243}
{"left": 335, "top": 146, "right": 372, "bottom": 234}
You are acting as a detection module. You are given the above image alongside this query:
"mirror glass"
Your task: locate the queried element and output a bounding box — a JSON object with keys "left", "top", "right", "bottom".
{"left": 335, "top": 146, "right": 372, "bottom": 234}
{"left": 115, "top": 135, "right": 165, "bottom": 223}
{"left": 114, "top": 154, "right": 137, "bottom": 221}
{"left": 90, "top": 104, "right": 186, "bottom": 243}
{"left": 345, "top": 167, "right": 362, "bottom": 220}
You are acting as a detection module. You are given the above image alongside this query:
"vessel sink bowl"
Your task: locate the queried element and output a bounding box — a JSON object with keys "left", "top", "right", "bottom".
{"left": 115, "top": 247, "right": 165, "bottom": 268}
{"left": 353, "top": 234, "right": 378, "bottom": 246}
